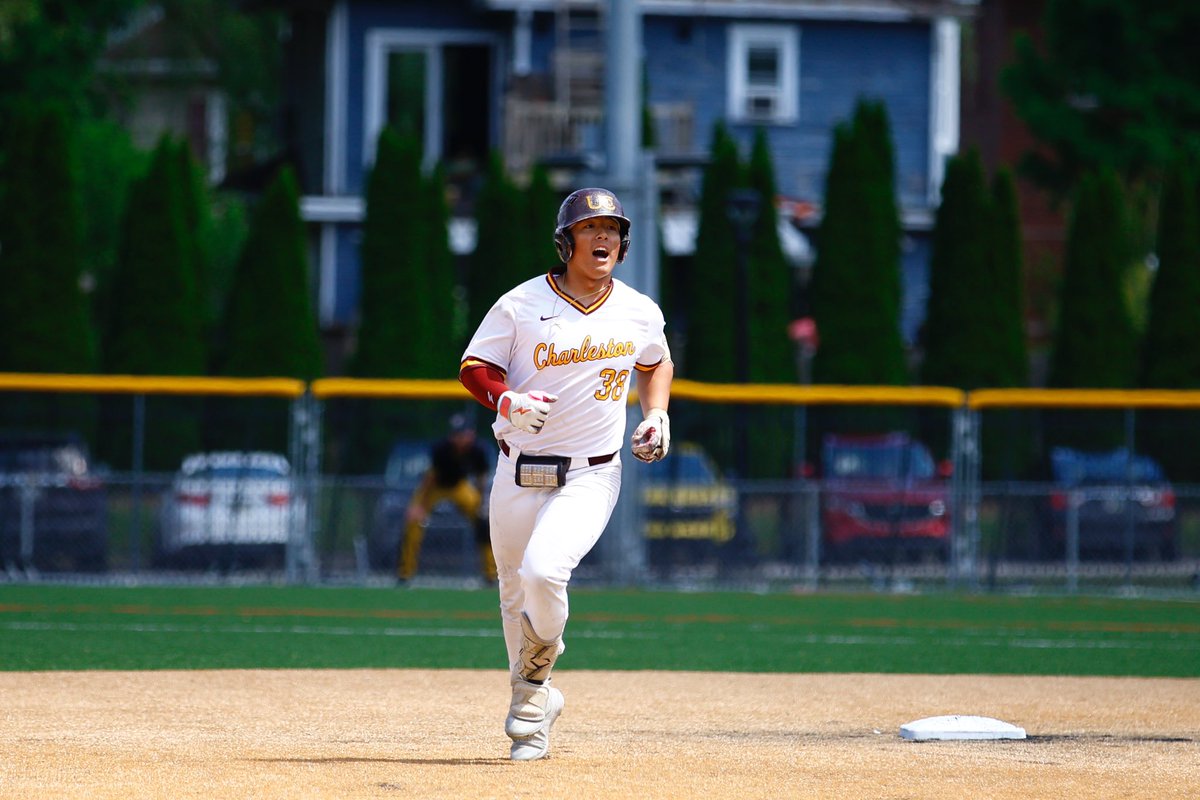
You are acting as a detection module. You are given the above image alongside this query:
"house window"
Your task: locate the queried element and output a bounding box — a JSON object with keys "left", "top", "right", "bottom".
{"left": 364, "top": 30, "right": 496, "bottom": 171}
{"left": 727, "top": 25, "right": 798, "bottom": 124}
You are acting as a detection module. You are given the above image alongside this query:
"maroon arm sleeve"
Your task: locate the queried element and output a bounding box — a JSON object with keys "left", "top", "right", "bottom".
{"left": 459, "top": 359, "right": 510, "bottom": 411}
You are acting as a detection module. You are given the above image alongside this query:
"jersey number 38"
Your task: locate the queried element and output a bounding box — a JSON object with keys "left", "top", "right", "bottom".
{"left": 594, "top": 368, "right": 630, "bottom": 401}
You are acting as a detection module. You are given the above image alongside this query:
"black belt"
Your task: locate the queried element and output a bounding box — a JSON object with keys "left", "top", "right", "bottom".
{"left": 499, "top": 439, "right": 616, "bottom": 467}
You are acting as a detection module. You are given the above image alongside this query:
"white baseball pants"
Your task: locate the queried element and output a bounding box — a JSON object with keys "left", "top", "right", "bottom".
{"left": 488, "top": 446, "right": 622, "bottom": 674}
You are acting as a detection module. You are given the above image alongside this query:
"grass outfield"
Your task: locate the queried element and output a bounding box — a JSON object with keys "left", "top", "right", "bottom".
{"left": 0, "top": 583, "right": 1197, "bottom": 676}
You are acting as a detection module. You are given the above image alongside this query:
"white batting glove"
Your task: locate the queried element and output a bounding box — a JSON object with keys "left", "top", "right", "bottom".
{"left": 631, "top": 408, "right": 670, "bottom": 463}
{"left": 498, "top": 390, "right": 558, "bottom": 433}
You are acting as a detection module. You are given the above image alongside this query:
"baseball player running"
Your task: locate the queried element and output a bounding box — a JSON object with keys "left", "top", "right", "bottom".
{"left": 459, "top": 187, "right": 673, "bottom": 760}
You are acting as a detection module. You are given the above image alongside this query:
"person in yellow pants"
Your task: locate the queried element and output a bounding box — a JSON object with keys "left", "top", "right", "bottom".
{"left": 398, "top": 414, "right": 498, "bottom": 583}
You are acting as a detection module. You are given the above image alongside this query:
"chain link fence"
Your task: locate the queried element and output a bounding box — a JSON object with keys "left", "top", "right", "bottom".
{"left": 2, "top": 375, "right": 1198, "bottom": 595}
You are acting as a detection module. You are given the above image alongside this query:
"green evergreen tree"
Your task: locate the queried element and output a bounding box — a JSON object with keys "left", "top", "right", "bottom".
{"left": 1047, "top": 168, "right": 1138, "bottom": 452}
{"left": 1141, "top": 160, "right": 1200, "bottom": 389}
{"left": 0, "top": 104, "right": 96, "bottom": 375}
{"left": 104, "top": 136, "right": 205, "bottom": 376}
{"left": 921, "top": 150, "right": 996, "bottom": 390}
{"left": 745, "top": 129, "right": 792, "bottom": 384}
{"left": 174, "top": 141, "right": 218, "bottom": 348}
{"left": 743, "top": 129, "right": 795, "bottom": 477}
{"left": 220, "top": 165, "right": 322, "bottom": 381}
{"left": 103, "top": 136, "right": 205, "bottom": 469}
{"left": 983, "top": 166, "right": 1034, "bottom": 480}
{"left": 809, "top": 103, "right": 907, "bottom": 388}
{"left": 423, "top": 161, "right": 460, "bottom": 369}
{"left": 0, "top": 104, "right": 98, "bottom": 439}
{"left": 468, "top": 151, "right": 529, "bottom": 331}
{"left": 75, "top": 118, "right": 149, "bottom": 335}
{"left": 854, "top": 100, "right": 903, "bottom": 317}
{"left": 808, "top": 100, "right": 909, "bottom": 445}
{"left": 346, "top": 129, "right": 437, "bottom": 470}
{"left": 1049, "top": 168, "right": 1137, "bottom": 390}
{"left": 525, "top": 164, "right": 561, "bottom": 270}
{"left": 924, "top": 153, "right": 1031, "bottom": 476}
{"left": 352, "top": 129, "right": 433, "bottom": 380}
{"left": 990, "top": 167, "right": 1030, "bottom": 389}
{"left": 204, "top": 193, "right": 249, "bottom": 343}
{"left": 214, "top": 165, "right": 321, "bottom": 457}
{"left": 1139, "top": 159, "right": 1200, "bottom": 480}
{"left": 685, "top": 121, "right": 742, "bottom": 382}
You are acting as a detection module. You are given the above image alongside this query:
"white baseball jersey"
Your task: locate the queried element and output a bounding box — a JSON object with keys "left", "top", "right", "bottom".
{"left": 463, "top": 271, "right": 669, "bottom": 457}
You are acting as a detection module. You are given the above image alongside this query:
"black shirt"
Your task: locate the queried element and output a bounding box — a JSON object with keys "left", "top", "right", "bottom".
{"left": 429, "top": 438, "right": 489, "bottom": 488}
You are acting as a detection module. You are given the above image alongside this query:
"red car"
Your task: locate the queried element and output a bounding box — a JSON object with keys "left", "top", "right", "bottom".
{"left": 817, "top": 432, "right": 952, "bottom": 562}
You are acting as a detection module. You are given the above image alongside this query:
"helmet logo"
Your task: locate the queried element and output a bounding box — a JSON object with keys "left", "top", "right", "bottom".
{"left": 585, "top": 193, "right": 617, "bottom": 212}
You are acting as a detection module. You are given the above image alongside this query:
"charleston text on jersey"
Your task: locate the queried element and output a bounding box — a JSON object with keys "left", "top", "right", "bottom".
{"left": 533, "top": 335, "right": 637, "bottom": 370}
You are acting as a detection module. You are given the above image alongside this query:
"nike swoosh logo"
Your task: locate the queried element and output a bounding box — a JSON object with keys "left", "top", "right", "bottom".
{"left": 540, "top": 315, "right": 558, "bottom": 321}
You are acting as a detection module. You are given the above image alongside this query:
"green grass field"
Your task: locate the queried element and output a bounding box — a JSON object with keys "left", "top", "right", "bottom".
{"left": 1, "top": 583, "right": 1197, "bottom": 676}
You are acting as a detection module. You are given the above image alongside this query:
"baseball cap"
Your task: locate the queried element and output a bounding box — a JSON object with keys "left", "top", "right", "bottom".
{"left": 448, "top": 413, "right": 470, "bottom": 433}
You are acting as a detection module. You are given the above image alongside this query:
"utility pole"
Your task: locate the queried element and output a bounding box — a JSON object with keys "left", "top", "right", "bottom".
{"left": 602, "top": 0, "right": 657, "bottom": 582}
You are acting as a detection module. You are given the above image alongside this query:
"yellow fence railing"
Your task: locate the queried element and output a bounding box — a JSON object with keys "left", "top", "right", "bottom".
{"left": 968, "top": 388, "right": 1200, "bottom": 410}
{"left": 0, "top": 373, "right": 305, "bottom": 397}
{"left": 6, "top": 374, "right": 1200, "bottom": 412}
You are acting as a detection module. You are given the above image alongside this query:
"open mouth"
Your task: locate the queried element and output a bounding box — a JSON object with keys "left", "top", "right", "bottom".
{"left": 592, "top": 246, "right": 610, "bottom": 258}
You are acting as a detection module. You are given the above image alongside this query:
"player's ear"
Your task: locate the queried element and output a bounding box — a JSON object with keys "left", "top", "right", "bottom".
{"left": 554, "top": 229, "right": 573, "bottom": 262}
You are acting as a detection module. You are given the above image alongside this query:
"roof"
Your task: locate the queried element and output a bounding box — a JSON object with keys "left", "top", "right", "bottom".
{"left": 478, "top": 0, "right": 979, "bottom": 21}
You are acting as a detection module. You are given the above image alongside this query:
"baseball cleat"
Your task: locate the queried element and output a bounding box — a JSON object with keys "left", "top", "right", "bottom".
{"left": 510, "top": 686, "right": 563, "bottom": 761}
{"left": 506, "top": 678, "right": 553, "bottom": 739}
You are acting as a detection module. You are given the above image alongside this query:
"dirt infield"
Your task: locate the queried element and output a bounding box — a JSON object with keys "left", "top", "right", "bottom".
{"left": 2, "top": 669, "right": 1197, "bottom": 799}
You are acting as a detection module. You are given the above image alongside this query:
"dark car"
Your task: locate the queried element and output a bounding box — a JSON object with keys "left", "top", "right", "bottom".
{"left": 817, "top": 432, "right": 951, "bottom": 562}
{"left": 1043, "top": 447, "right": 1176, "bottom": 560}
{"left": 640, "top": 442, "right": 736, "bottom": 544}
{"left": 0, "top": 434, "right": 108, "bottom": 571}
{"left": 367, "top": 439, "right": 495, "bottom": 573}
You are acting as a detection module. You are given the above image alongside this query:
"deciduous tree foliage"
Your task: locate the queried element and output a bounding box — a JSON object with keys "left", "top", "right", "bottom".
{"left": 0, "top": 0, "right": 138, "bottom": 123}
{"left": 1001, "top": 0, "right": 1200, "bottom": 200}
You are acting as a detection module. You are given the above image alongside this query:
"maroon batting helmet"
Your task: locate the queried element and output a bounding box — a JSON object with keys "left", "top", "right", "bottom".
{"left": 553, "top": 187, "right": 631, "bottom": 264}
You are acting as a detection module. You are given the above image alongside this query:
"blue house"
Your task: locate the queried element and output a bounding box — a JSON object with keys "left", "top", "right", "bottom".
{"left": 276, "top": 0, "right": 974, "bottom": 351}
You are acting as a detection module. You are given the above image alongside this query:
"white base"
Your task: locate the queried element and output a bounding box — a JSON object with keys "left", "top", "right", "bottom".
{"left": 900, "top": 715, "right": 1027, "bottom": 741}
